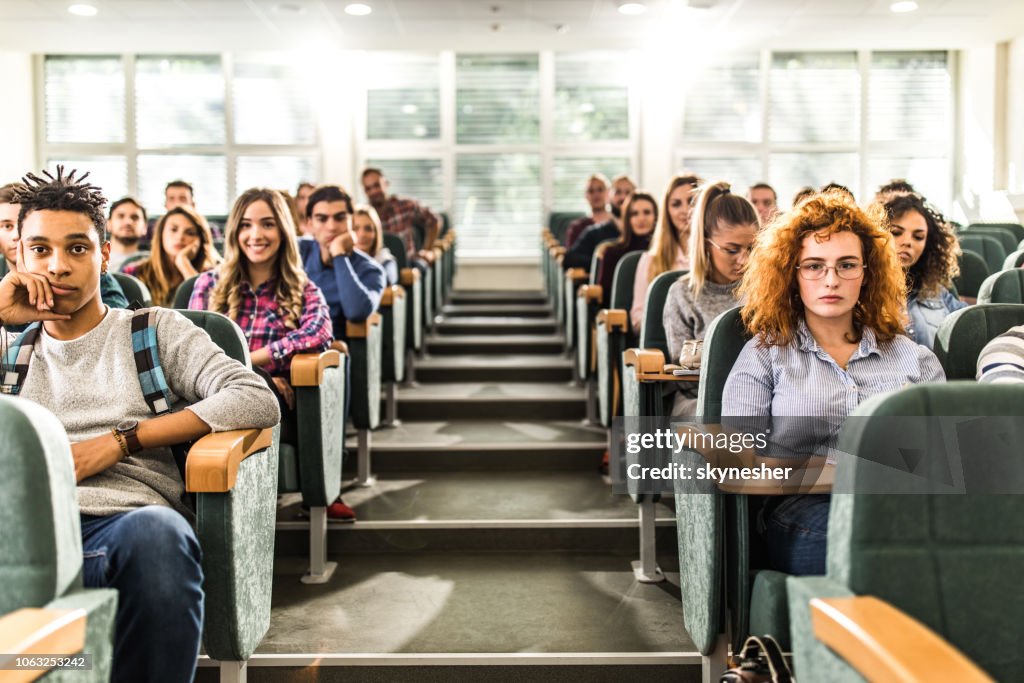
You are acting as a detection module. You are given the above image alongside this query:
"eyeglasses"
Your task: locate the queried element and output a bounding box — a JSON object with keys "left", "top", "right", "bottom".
{"left": 706, "top": 238, "right": 753, "bottom": 258}
{"left": 795, "top": 261, "right": 866, "bottom": 280}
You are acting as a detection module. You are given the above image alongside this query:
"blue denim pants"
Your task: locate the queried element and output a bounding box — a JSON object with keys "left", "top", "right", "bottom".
{"left": 81, "top": 506, "right": 204, "bottom": 683}
{"left": 760, "top": 494, "right": 831, "bottom": 576}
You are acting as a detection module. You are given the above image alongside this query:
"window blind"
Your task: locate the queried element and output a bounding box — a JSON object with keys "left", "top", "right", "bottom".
{"left": 44, "top": 56, "right": 125, "bottom": 144}
{"left": 135, "top": 56, "right": 225, "bottom": 148}
{"left": 455, "top": 153, "right": 541, "bottom": 258}
{"left": 366, "top": 53, "right": 441, "bottom": 141}
{"left": 233, "top": 59, "right": 315, "bottom": 145}
{"left": 456, "top": 54, "right": 539, "bottom": 145}
{"left": 683, "top": 54, "right": 761, "bottom": 143}
{"left": 769, "top": 52, "right": 859, "bottom": 144}
{"left": 554, "top": 52, "right": 629, "bottom": 142}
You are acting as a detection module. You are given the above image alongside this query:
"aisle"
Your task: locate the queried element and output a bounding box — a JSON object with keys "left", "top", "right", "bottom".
{"left": 199, "top": 290, "right": 697, "bottom": 683}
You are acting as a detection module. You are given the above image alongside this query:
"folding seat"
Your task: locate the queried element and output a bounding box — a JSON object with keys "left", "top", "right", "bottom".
{"left": 0, "top": 396, "right": 118, "bottom": 681}
{"left": 384, "top": 233, "right": 424, "bottom": 362}
{"left": 958, "top": 233, "right": 1008, "bottom": 274}
{"left": 379, "top": 283, "right": 407, "bottom": 425}
{"left": 562, "top": 266, "right": 589, "bottom": 354}
{"left": 934, "top": 303, "right": 1024, "bottom": 379}
{"left": 787, "top": 382, "right": 1024, "bottom": 683}
{"left": 574, "top": 252, "right": 603, "bottom": 383}
{"left": 961, "top": 225, "right": 1020, "bottom": 254}
{"left": 1003, "top": 247, "right": 1024, "bottom": 270}
{"left": 977, "top": 268, "right": 1024, "bottom": 304}
{"left": 595, "top": 251, "right": 643, "bottom": 427}
{"left": 346, "top": 314, "right": 383, "bottom": 485}
{"left": 965, "top": 221, "right": 1024, "bottom": 243}
{"left": 952, "top": 250, "right": 989, "bottom": 302}
{"left": 111, "top": 271, "right": 152, "bottom": 308}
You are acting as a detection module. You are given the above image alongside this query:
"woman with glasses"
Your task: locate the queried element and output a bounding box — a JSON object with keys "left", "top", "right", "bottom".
{"left": 663, "top": 181, "right": 759, "bottom": 415}
{"left": 723, "top": 190, "right": 945, "bottom": 575}
{"left": 880, "top": 192, "right": 965, "bottom": 347}
{"left": 630, "top": 174, "right": 700, "bottom": 335}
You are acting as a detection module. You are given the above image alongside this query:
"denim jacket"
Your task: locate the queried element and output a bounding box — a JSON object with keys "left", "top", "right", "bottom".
{"left": 906, "top": 287, "right": 967, "bottom": 349}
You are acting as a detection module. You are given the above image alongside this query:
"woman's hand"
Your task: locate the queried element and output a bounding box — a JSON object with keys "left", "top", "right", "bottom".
{"left": 71, "top": 433, "right": 124, "bottom": 482}
{"left": 174, "top": 242, "right": 201, "bottom": 278}
{"left": 0, "top": 271, "right": 72, "bottom": 326}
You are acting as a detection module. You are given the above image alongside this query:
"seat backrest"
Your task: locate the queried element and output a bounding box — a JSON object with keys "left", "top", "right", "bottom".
{"left": 1003, "top": 248, "right": 1024, "bottom": 270}
{"left": 832, "top": 382, "right": 1024, "bottom": 681}
{"left": 695, "top": 306, "right": 751, "bottom": 420}
{"left": 111, "top": 272, "right": 152, "bottom": 307}
{"left": 977, "top": 268, "right": 1024, "bottom": 304}
{"left": 963, "top": 226, "right": 1020, "bottom": 254}
{"left": 0, "top": 397, "right": 83, "bottom": 613}
{"left": 548, "top": 211, "right": 586, "bottom": 243}
{"left": 173, "top": 274, "right": 200, "bottom": 310}
{"left": 952, "top": 249, "right": 989, "bottom": 299}
{"left": 176, "top": 309, "right": 251, "bottom": 366}
{"left": 934, "top": 303, "right": 1024, "bottom": 379}
{"left": 967, "top": 222, "right": 1024, "bottom": 243}
{"left": 639, "top": 270, "right": 687, "bottom": 360}
{"left": 383, "top": 233, "right": 408, "bottom": 269}
{"left": 610, "top": 251, "right": 643, "bottom": 310}
{"left": 958, "top": 233, "right": 1008, "bottom": 274}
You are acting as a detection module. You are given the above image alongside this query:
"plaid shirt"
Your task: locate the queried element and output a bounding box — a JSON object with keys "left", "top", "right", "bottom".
{"left": 375, "top": 195, "right": 439, "bottom": 260}
{"left": 187, "top": 270, "right": 332, "bottom": 377}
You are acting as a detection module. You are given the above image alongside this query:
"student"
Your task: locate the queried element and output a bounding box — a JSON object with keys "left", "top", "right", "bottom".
{"left": 164, "top": 179, "right": 195, "bottom": 212}
{"left": 631, "top": 174, "right": 699, "bottom": 334}
{"left": 977, "top": 325, "right": 1024, "bottom": 383}
{"left": 562, "top": 175, "right": 636, "bottom": 270}
{"left": 880, "top": 192, "right": 966, "bottom": 348}
{"left": 595, "top": 192, "right": 657, "bottom": 308}
{"left": 875, "top": 178, "right": 916, "bottom": 202}
{"left": 295, "top": 181, "right": 315, "bottom": 227}
{"left": 188, "top": 188, "right": 332, "bottom": 448}
{"left": 663, "top": 182, "right": 758, "bottom": 414}
{"left": 724, "top": 190, "right": 944, "bottom": 575}
{"left": 352, "top": 204, "right": 399, "bottom": 286}
{"left": 0, "top": 167, "right": 280, "bottom": 683}
{"left": 123, "top": 205, "right": 220, "bottom": 307}
{"left": 747, "top": 182, "right": 778, "bottom": 227}
{"left": 106, "top": 197, "right": 149, "bottom": 272}
{"left": 564, "top": 174, "right": 612, "bottom": 249}
{"left": 361, "top": 168, "right": 439, "bottom": 267}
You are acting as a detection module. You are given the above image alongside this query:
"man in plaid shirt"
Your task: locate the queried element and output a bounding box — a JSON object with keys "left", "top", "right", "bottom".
{"left": 361, "top": 167, "right": 439, "bottom": 268}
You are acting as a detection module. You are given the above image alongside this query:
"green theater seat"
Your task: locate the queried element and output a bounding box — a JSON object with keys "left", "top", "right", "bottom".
{"left": 385, "top": 232, "right": 424, "bottom": 357}
{"left": 1003, "top": 248, "right": 1024, "bottom": 270}
{"left": 977, "top": 268, "right": 1024, "bottom": 304}
{"left": 596, "top": 251, "right": 642, "bottom": 427}
{"left": 934, "top": 303, "right": 1024, "bottom": 379}
{"left": 959, "top": 233, "right": 1008, "bottom": 274}
{"left": 111, "top": 271, "right": 153, "bottom": 308}
{"left": 952, "top": 250, "right": 990, "bottom": 301}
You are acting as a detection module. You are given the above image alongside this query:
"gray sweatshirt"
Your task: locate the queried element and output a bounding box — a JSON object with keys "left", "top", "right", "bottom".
{"left": 663, "top": 274, "right": 741, "bottom": 363}
{"left": 5, "top": 307, "right": 280, "bottom": 521}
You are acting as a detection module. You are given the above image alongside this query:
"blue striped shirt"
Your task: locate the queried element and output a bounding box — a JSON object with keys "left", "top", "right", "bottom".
{"left": 723, "top": 319, "right": 945, "bottom": 457}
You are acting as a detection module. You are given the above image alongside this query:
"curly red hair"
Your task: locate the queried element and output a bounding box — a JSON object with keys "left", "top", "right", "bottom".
{"left": 737, "top": 190, "right": 907, "bottom": 347}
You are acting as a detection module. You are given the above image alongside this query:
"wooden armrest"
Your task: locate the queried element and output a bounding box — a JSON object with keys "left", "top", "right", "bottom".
{"left": 0, "top": 608, "right": 86, "bottom": 677}
{"left": 330, "top": 340, "right": 349, "bottom": 355}
{"left": 291, "top": 349, "right": 342, "bottom": 387}
{"left": 623, "top": 348, "right": 699, "bottom": 383}
{"left": 185, "top": 428, "right": 275, "bottom": 493}
{"left": 565, "top": 268, "right": 588, "bottom": 283}
{"left": 346, "top": 312, "right": 382, "bottom": 338}
{"left": 578, "top": 284, "right": 603, "bottom": 303}
{"left": 549, "top": 246, "right": 566, "bottom": 257}
{"left": 811, "top": 596, "right": 994, "bottom": 683}
{"left": 399, "top": 268, "right": 420, "bottom": 286}
{"left": 597, "top": 309, "right": 628, "bottom": 332}
{"left": 557, "top": 254, "right": 565, "bottom": 265}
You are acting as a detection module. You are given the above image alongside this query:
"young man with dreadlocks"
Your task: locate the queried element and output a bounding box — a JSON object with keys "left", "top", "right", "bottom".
{"left": 0, "top": 168, "right": 280, "bottom": 683}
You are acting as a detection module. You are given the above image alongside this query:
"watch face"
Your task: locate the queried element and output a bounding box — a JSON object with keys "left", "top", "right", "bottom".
{"left": 116, "top": 419, "right": 139, "bottom": 433}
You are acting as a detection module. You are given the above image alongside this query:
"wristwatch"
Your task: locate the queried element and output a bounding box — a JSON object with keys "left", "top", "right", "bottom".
{"left": 113, "top": 419, "right": 142, "bottom": 455}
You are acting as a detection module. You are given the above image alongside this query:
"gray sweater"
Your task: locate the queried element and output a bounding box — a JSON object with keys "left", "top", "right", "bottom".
{"left": 6, "top": 307, "right": 280, "bottom": 520}
{"left": 663, "top": 274, "right": 741, "bottom": 363}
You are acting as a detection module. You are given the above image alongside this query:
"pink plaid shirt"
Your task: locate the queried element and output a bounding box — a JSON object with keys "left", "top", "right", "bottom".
{"left": 375, "top": 195, "right": 439, "bottom": 260}
{"left": 187, "top": 270, "right": 332, "bottom": 377}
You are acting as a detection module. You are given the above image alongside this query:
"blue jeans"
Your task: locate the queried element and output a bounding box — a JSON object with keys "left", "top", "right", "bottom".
{"left": 81, "top": 506, "right": 204, "bottom": 683}
{"left": 760, "top": 494, "right": 830, "bottom": 576}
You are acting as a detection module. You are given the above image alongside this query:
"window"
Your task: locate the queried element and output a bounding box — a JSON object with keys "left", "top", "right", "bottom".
{"left": 456, "top": 54, "right": 540, "bottom": 145}
{"left": 236, "top": 156, "right": 319, "bottom": 197}
{"left": 233, "top": 59, "right": 316, "bottom": 146}
{"left": 554, "top": 52, "right": 630, "bottom": 142}
{"left": 455, "top": 154, "right": 541, "bottom": 258}
{"left": 137, "top": 155, "right": 227, "bottom": 216}
{"left": 135, "top": 56, "right": 224, "bottom": 147}
{"left": 769, "top": 153, "right": 860, "bottom": 207}
{"left": 45, "top": 156, "right": 128, "bottom": 203}
{"left": 44, "top": 56, "right": 124, "bottom": 144}
{"left": 364, "top": 158, "right": 444, "bottom": 211}
{"left": 677, "top": 157, "right": 762, "bottom": 195}
{"left": 366, "top": 53, "right": 441, "bottom": 141}
{"left": 769, "top": 52, "right": 859, "bottom": 144}
{"left": 552, "top": 157, "right": 631, "bottom": 212}
{"left": 682, "top": 54, "right": 761, "bottom": 144}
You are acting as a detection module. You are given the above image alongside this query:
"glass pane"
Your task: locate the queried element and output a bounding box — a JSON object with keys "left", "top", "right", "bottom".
{"left": 869, "top": 52, "right": 950, "bottom": 143}
{"left": 137, "top": 154, "right": 227, "bottom": 216}
{"left": 769, "top": 52, "right": 859, "bottom": 144}
{"left": 867, "top": 156, "right": 952, "bottom": 213}
{"left": 683, "top": 54, "right": 761, "bottom": 143}
{"left": 135, "top": 56, "right": 225, "bottom": 147}
{"left": 455, "top": 153, "right": 541, "bottom": 258}
{"left": 678, "top": 157, "right": 762, "bottom": 196}
{"left": 552, "top": 157, "right": 631, "bottom": 212}
{"left": 363, "top": 158, "right": 443, "bottom": 210}
{"left": 554, "top": 52, "right": 629, "bottom": 142}
{"left": 366, "top": 53, "right": 441, "bottom": 140}
{"left": 45, "top": 56, "right": 125, "bottom": 144}
{"left": 456, "top": 54, "right": 540, "bottom": 144}
{"left": 236, "top": 156, "right": 319, "bottom": 195}
{"left": 45, "top": 157, "right": 128, "bottom": 206}
{"left": 769, "top": 152, "right": 859, "bottom": 209}
{"left": 232, "top": 59, "right": 315, "bottom": 145}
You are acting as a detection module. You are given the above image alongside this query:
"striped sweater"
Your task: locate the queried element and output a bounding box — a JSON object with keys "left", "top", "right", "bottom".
{"left": 977, "top": 325, "right": 1024, "bottom": 384}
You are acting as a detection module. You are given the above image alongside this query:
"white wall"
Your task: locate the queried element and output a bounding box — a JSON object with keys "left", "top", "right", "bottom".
{"left": 0, "top": 53, "right": 37, "bottom": 182}
{"left": 1007, "top": 36, "right": 1024, "bottom": 220}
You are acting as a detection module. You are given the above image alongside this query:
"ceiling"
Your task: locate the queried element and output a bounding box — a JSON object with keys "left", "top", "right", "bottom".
{"left": 1, "top": 0, "right": 1022, "bottom": 52}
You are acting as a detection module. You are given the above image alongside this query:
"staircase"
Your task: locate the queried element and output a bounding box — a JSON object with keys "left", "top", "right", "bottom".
{"left": 197, "top": 290, "right": 697, "bottom": 682}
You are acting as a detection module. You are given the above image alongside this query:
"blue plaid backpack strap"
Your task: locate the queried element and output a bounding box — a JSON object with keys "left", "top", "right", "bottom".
{"left": 130, "top": 308, "right": 173, "bottom": 416}
{"left": 1, "top": 323, "right": 42, "bottom": 396}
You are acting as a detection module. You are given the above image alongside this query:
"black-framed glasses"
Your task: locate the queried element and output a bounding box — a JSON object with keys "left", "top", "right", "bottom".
{"left": 706, "top": 238, "right": 753, "bottom": 258}
{"left": 795, "top": 261, "right": 866, "bottom": 280}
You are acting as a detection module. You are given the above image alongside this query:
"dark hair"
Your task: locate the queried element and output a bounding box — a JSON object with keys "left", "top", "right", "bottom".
{"left": 165, "top": 179, "right": 194, "bottom": 196}
{"left": 108, "top": 196, "right": 147, "bottom": 221}
{"left": 880, "top": 192, "right": 959, "bottom": 298}
{"left": 296, "top": 181, "right": 315, "bottom": 194}
{"left": 878, "top": 178, "right": 916, "bottom": 196}
{"left": 792, "top": 186, "right": 816, "bottom": 206}
{"left": 361, "top": 168, "right": 385, "bottom": 181}
{"left": 305, "top": 184, "right": 354, "bottom": 219}
{"left": 748, "top": 182, "right": 777, "bottom": 200}
{"left": 820, "top": 182, "right": 854, "bottom": 201}
{"left": 0, "top": 182, "right": 27, "bottom": 205}
{"left": 14, "top": 167, "right": 107, "bottom": 245}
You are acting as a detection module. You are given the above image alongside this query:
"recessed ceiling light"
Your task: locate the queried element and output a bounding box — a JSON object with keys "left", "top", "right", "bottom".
{"left": 890, "top": 1, "right": 918, "bottom": 13}
{"left": 67, "top": 3, "right": 98, "bottom": 16}
{"left": 618, "top": 2, "right": 647, "bottom": 15}
{"left": 344, "top": 3, "right": 372, "bottom": 16}
{"left": 273, "top": 3, "right": 306, "bottom": 16}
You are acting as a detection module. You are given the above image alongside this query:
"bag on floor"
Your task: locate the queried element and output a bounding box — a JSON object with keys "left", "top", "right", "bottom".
{"left": 719, "top": 635, "right": 794, "bottom": 683}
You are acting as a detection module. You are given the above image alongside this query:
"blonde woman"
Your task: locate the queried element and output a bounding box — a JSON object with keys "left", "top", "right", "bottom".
{"left": 352, "top": 204, "right": 399, "bottom": 286}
